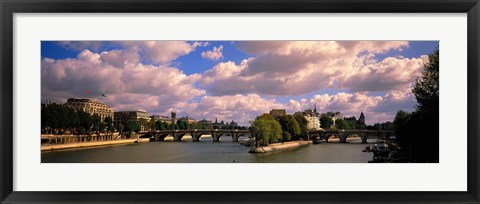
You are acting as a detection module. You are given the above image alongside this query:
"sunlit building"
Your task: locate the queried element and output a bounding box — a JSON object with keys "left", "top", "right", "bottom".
{"left": 295, "top": 103, "right": 322, "bottom": 130}
{"left": 114, "top": 110, "right": 150, "bottom": 131}
{"left": 150, "top": 115, "right": 172, "bottom": 124}
{"left": 178, "top": 116, "right": 197, "bottom": 124}
{"left": 305, "top": 115, "right": 321, "bottom": 130}
{"left": 65, "top": 98, "right": 113, "bottom": 122}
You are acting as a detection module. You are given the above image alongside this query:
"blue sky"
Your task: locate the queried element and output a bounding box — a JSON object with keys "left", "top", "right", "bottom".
{"left": 41, "top": 41, "right": 438, "bottom": 125}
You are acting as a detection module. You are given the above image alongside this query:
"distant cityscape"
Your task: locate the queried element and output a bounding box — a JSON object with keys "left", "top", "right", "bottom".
{"left": 42, "top": 97, "right": 395, "bottom": 136}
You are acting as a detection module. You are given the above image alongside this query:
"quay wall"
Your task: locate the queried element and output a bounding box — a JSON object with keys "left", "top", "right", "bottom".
{"left": 249, "top": 141, "right": 311, "bottom": 153}
{"left": 41, "top": 139, "right": 141, "bottom": 151}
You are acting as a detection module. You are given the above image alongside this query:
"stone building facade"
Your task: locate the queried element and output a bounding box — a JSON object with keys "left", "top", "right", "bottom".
{"left": 65, "top": 98, "right": 113, "bottom": 122}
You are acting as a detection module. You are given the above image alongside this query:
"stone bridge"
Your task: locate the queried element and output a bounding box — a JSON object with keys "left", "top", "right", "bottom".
{"left": 308, "top": 129, "right": 395, "bottom": 143}
{"left": 139, "top": 129, "right": 252, "bottom": 142}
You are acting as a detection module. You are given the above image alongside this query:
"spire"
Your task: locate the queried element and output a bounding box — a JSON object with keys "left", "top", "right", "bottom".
{"left": 314, "top": 102, "right": 317, "bottom": 113}
{"left": 215, "top": 117, "right": 218, "bottom": 124}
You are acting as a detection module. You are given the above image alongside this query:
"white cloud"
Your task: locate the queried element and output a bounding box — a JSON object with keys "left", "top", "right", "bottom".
{"left": 286, "top": 91, "right": 415, "bottom": 125}
{"left": 201, "top": 41, "right": 422, "bottom": 96}
{"left": 201, "top": 45, "right": 224, "bottom": 61}
{"left": 186, "top": 94, "right": 284, "bottom": 125}
{"left": 41, "top": 49, "right": 206, "bottom": 114}
{"left": 55, "top": 41, "right": 208, "bottom": 65}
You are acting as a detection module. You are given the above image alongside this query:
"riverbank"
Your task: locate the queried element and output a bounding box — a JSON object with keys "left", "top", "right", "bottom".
{"left": 249, "top": 140, "right": 311, "bottom": 153}
{"left": 41, "top": 138, "right": 149, "bottom": 151}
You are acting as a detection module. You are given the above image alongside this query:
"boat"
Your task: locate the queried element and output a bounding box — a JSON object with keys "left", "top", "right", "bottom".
{"left": 312, "top": 136, "right": 322, "bottom": 144}
{"left": 368, "top": 155, "right": 390, "bottom": 163}
{"left": 374, "top": 139, "right": 389, "bottom": 151}
{"left": 239, "top": 138, "right": 254, "bottom": 146}
{"left": 362, "top": 146, "right": 372, "bottom": 152}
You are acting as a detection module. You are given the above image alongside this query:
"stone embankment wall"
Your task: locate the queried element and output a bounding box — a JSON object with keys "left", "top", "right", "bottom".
{"left": 249, "top": 141, "right": 311, "bottom": 153}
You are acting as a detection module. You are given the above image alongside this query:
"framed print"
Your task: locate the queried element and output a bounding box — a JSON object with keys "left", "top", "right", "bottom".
{"left": 1, "top": 0, "right": 479, "bottom": 203}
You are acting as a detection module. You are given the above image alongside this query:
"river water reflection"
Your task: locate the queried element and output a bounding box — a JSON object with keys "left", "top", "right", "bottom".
{"left": 41, "top": 137, "right": 377, "bottom": 163}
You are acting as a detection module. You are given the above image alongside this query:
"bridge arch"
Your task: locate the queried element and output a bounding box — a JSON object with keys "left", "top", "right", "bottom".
{"left": 361, "top": 134, "right": 384, "bottom": 143}
{"left": 155, "top": 133, "right": 171, "bottom": 141}
{"left": 192, "top": 132, "right": 213, "bottom": 142}
{"left": 325, "top": 134, "right": 339, "bottom": 143}
{"left": 342, "top": 133, "right": 362, "bottom": 143}
{"left": 236, "top": 133, "right": 251, "bottom": 141}
{"left": 214, "top": 132, "right": 234, "bottom": 142}
{"left": 175, "top": 133, "right": 194, "bottom": 141}
{"left": 139, "top": 134, "right": 154, "bottom": 139}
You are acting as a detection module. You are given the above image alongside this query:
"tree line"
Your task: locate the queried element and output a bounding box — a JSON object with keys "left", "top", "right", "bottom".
{"left": 41, "top": 104, "right": 114, "bottom": 135}
{"left": 42, "top": 103, "right": 248, "bottom": 137}
{"left": 393, "top": 48, "right": 439, "bottom": 163}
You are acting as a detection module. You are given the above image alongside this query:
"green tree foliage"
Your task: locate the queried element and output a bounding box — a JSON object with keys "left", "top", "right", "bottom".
{"left": 117, "top": 123, "right": 124, "bottom": 134}
{"left": 413, "top": 48, "right": 439, "bottom": 116}
{"left": 92, "top": 114, "right": 102, "bottom": 133}
{"left": 335, "top": 118, "right": 352, "bottom": 130}
{"left": 176, "top": 120, "right": 190, "bottom": 130}
{"left": 320, "top": 115, "right": 333, "bottom": 129}
{"left": 395, "top": 48, "right": 439, "bottom": 163}
{"left": 104, "top": 116, "right": 114, "bottom": 134}
{"left": 77, "top": 110, "right": 93, "bottom": 134}
{"left": 294, "top": 114, "right": 309, "bottom": 140}
{"left": 41, "top": 104, "right": 96, "bottom": 135}
{"left": 125, "top": 120, "right": 141, "bottom": 133}
{"left": 250, "top": 114, "right": 282, "bottom": 146}
{"left": 155, "top": 121, "right": 166, "bottom": 130}
{"left": 278, "top": 115, "right": 301, "bottom": 141}
{"left": 148, "top": 118, "right": 156, "bottom": 131}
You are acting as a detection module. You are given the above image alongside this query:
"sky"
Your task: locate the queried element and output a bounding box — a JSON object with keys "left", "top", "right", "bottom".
{"left": 41, "top": 41, "right": 439, "bottom": 126}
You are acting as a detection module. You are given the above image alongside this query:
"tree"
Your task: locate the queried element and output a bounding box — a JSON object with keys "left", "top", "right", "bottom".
{"left": 155, "top": 121, "right": 165, "bottom": 130}
{"left": 320, "top": 115, "right": 333, "bottom": 129}
{"left": 335, "top": 118, "right": 351, "bottom": 129}
{"left": 77, "top": 110, "right": 93, "bottom": 135}
{"left": 395, "top": 48, "right": 439, "bottom": 163}
{"left": 294, "top": 114, "right": 309, "bottom": 140}
{"left": 250, "top": 114, "right": 282, "bottom": 146}
{"left": 125, "top": 120, "right": 141, "bottom": 135}
{"left": 278, "top": 115, "right": 301, "bottom": 141}
{"left": 117, "top": 123, "right": 125, "bottom": 135}
{"left": 148, "top": 118, "right": 156, "bottom": 131}
{"left": 92, "top": 114, "right": 102, "bottom": 134}
{"left": 177, "top": 120, "right": 189, "bottom": 130}
{"left": 413, "top": 48, "right": 439, "bottom": 116}
{"left": 104, "top": 116, "right": 114, "bottom": 134}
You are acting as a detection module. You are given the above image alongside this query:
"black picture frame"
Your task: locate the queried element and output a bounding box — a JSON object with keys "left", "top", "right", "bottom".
{"left": 1, "top": 0, "right": 479, "bottom": 203}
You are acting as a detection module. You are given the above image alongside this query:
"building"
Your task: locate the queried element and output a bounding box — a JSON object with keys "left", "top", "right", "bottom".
{"left": 178, "top": 116, "right": 197, "bottom": 124}
{"left": 114, "top": 110, "right": 151, "bottom": 131}
{"left": 150, "top": 115, "right": 172, "bottom": 124}
{"left": 344, "top": 116, "right": 358, "bottom": 129}
{"left": 171, "top": 112, "right": 177, "bottom": 124}
{"left": 343, "top": 112, "right": 366, "bottom": 129}
{"left": 269, "top": 109, "right": 286, "bottom": 119}
{"left": 211, "top": 118, "right": 239, "bottom": 129}
{"left": 322, "top": 110, "right": 343, "bottom": 128}
{"left": 65, "top": 98, "right": 113, "bottom": 122}
{"left": 198, "top": 119, "right": 212, "bottom": 125}
{"left": 294, "top": 103, "right": 322, "bottom": 130}
{"left": 305, "top": 115, "right": 321, "bottom": 130}
{"left": 229, "top": 120, "right": 238, "bottom": 127}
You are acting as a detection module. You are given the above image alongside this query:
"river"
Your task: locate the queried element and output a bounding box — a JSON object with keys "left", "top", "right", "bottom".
{"left": 41, "top": 137, "right": 377, "bottom": 163}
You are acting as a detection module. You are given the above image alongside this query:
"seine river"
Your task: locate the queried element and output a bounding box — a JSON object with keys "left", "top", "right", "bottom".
{"left": 42, "top": 136, "right": 377, "bottom": 163}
